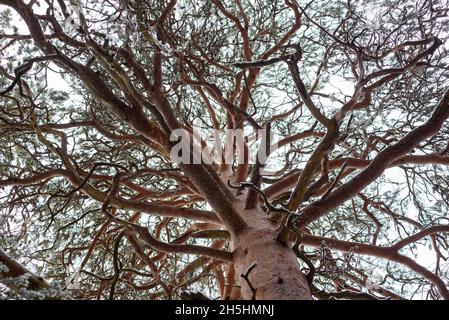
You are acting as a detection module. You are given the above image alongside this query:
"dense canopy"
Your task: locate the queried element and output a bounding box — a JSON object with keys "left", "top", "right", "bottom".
{"left": 0, "top": 0, "right": 449, "bottom": 300}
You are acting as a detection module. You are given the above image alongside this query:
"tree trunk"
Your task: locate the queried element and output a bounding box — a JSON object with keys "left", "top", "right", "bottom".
{"left": 231, "top": 203, "right": 311, "bottom": 300}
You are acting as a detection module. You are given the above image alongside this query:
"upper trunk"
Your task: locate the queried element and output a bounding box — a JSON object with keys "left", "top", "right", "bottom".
{"left": 231, "top": 202, "right": 311, "bottom": 300}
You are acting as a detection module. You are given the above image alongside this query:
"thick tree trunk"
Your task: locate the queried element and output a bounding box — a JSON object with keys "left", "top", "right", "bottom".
{"left": 231, "top": 203, "right": 311, "bottom": 300}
